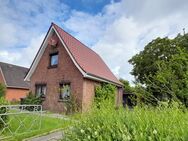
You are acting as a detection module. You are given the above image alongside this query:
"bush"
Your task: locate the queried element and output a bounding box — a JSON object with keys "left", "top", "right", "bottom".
{"left": 20, "top": 92, "right": 42, "bottom": 111}
{"left": 0, "top": 83, "right": 6, "bottom": 98}
{"left": 63, "top": 94, "right": 80, "bottom": 115}
{"left": 0, "top": 97, "right": 9, "bottom": 129}
{"left": 63, "top": 101, "right": 188, "bottom": 141}
{"left": 94, "top": 84, "right": 116, "bottom": 107}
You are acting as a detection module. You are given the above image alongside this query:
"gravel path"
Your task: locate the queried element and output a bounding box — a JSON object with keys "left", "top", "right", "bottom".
{"left": 27, "top": 131, "right": 63, "bottom": 141}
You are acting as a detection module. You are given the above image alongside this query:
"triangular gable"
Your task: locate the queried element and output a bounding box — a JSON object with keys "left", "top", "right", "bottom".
{"left": 25, "top": 23, "right": 122, "bottom": 86}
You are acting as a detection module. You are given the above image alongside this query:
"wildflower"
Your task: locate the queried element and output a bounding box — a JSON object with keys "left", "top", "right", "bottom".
{"left": 88, "top": 135, "right": 91, "bottom": 139}
{"left": 80, "top": 129, "right": 84, "bottom": 133}
{"left": 127, "top": 135, "right": 131, "bottom": 141}
{"left": 140, "top": 132, "right": 143, "bottom": 137}
{"left": 94, "top": 131, "right": 98, "bottom": 135}
{"left": 153, "top": 129, "right": 157, "bottom": 134}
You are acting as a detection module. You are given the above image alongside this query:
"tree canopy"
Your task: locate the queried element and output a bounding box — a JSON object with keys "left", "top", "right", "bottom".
{"left": 129, "top": 33, "right": 188, "bottom": 106}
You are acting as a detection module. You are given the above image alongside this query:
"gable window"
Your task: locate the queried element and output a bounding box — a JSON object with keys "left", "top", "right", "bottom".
{"left": 59, "top": 83, "right": 71, "bottom": 100}
{"left": 36, "top": 84, "right": 46, "bottom": 98}
{"left": 50, "top": 52, "right": 58, "bottom": 67}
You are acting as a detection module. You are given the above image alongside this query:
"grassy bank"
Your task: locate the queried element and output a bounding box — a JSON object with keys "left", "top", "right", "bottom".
{"left": 1, "top": 114, "right": 72, "bottom": 141}
{"left": 63, "top": 102, "right": 188, "bottom": 141}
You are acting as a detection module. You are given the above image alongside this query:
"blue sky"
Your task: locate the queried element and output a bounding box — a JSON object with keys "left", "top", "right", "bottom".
{"left": 0, "top": 0, "right": 188, "bottom": 82}
{"left": 63, "top": 0, "right": 117, "bottom": 14}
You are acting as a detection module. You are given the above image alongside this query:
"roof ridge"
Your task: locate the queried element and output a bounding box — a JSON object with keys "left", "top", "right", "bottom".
{"left": 0, "top": 62, "right": 28, "bottom": 69}
{"left": 52, "top": 23, "right": 101, "bottom": 57}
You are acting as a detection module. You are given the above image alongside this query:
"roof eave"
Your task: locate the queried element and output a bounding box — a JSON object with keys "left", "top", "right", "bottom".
{"left": 85, "top": 73, "right": 123, "bottom": 87}
{"left": 24, "top": 24, "right": 54, "bottom": 81}
{"left": 6, "top": 86, "right": 29, "bottom": 90}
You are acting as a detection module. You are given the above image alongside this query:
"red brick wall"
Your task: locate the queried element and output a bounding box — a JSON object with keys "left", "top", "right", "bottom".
{"left": 82, "top": 79, "right": 123, "bottom": 111}
{"left": 5, "top": 88, "right": 29, "bottom": 101}
{"left": 82, "top": 79, "right": 100, "bottom": 112}
{"left": 30, "top": 33, "right": 84, "bottom": 113}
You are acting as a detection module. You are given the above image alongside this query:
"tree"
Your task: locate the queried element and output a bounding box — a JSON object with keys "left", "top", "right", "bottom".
{"left": 129, "top": 34, "right": 188, "bottom": 105}
{"left": 119, "top": 78, "right": 133, "bottom": 93}
{"left": 129, "top": 37, "right": 179, "bottom": 84}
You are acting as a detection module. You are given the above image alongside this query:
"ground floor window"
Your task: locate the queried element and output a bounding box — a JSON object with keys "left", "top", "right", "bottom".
{"left": 35, "top": 84, "right": 46, "bottom": 97}
{"left": 59, "top": 83, "right": 71, "bottom": 100}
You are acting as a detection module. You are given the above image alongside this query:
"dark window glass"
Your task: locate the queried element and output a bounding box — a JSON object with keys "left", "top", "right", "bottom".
{"left": 59, "top": 83, "right": 70, "bottom": 100}
{"left": 50, "top": 53, "right": 58, "bottom": 66}
{"left": 36, "top": 84, "right": 46, "bottom": 97}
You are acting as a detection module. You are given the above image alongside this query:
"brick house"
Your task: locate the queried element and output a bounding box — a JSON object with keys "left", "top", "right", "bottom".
{"left": 0, "top": 62, "right": 29, "bottom": 101}
{"left": 25, "top": 23, "right": 123, "bottom": 113}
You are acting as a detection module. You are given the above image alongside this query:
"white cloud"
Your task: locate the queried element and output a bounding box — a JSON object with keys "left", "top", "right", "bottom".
{"left": 0, "top": 51, "right": 21, "bottom": 63}
{"left": 1, "top": 0, "right": 188, "bottom": 83}
{"left": 0, "top": 0, "right": 68, "bottom": 67}
{"left": 0, "top": 34, "right": 44, "bottom": 67}
{"left": 0, "top": 23, "right": 18, "bottom": 48}
{"left": 62, "top": 0, "right": 188, "bottom": 83}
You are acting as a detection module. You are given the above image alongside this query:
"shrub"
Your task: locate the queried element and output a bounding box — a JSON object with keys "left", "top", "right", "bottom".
{"left": 0, "top": 83, "right": 6, "bottom": 98}
{"left": 0, "top": 97, "right": 9, "bottom": 129}
{"left": 20, "top": 92, "right": 42, "bottom": 111}
{"left": 63, "top": 101, "right": 188, "bottom": 141}
{"left": 63, "top": 94, "right": 80, "bottom": 115}
{"left": 94, "top": 84, "right": 116, "bottom": 107}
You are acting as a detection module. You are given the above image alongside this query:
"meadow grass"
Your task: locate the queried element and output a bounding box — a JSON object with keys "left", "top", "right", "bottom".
{"left": 63, "top": 101, "right": 188, "bottom": 141}
{"left": 1, "top": 113, "right": 72, "bottom": 141}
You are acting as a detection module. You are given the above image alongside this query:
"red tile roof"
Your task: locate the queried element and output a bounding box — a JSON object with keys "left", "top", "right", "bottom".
{"left": 53, "top": 23, "right": 121, "bottom": 85}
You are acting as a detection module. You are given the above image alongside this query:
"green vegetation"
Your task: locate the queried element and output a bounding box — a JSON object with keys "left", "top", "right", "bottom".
{"left": 0, "top": 84, "right": 6, "bottom": 97}
{"left": 2, "top": 114, "right": 72, "bottom": 141}
{"left": 63, "top": 101, "right": 188, "bottom": 141}
{"left": 63, "top": 94, "right": 80, "bottom": 114}
{"left": 129, "top": 33, "right": 188, "bottom": 106}
{"left": 0, "top": 84, "right": 8, "bottom": 129}
{"left": 63, "top": 33, "right": 188, "bottom": 141}
{"left": 20, "top": 92, "right": 42, "bottom": 111}
{"left": 119, "top": 79, "right": 133, "bottom": 93}
{"left": 0, "top": 97, "right": 9, "bottom": 129}
{"left": 94, "top": 83, "right": 116, "bottom": 106}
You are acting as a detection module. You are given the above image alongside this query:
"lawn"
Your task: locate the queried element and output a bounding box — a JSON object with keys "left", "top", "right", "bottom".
{"left": 0, "top": 113, "right": 72, "bottom": 141}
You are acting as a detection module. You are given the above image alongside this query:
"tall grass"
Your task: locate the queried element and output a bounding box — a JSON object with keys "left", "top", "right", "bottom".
{"left": 63, "top": 101, "right": 188, "bottom": 141}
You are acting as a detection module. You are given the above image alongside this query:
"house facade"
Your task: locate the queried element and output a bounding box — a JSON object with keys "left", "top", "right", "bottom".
{"left": 0, "top": 62, "right": 29, "bottom": 101}
{"left": 25, "top": 23, "right": 123, "bottom": 113}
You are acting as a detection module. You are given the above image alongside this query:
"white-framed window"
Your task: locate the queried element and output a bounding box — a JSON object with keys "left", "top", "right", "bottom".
{"left": 35, "top": 84, "right": 46, "bottom": 97}
{"left": 59, "top": 83, "right": 71, "bottom": 100}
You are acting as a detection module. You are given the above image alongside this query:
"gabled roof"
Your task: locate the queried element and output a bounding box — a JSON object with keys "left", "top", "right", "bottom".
{"left": 0, "top": 62, "right": 29, "bottom": 89}
{"left": 25, "top": 23, "right": 122, "bottom": 86}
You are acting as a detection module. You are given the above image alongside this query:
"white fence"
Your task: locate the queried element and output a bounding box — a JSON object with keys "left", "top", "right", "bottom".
{"left": 0, "top": 105, "right": 42, "bottom": 140}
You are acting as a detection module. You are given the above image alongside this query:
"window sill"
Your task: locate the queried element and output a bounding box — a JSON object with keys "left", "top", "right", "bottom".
{"left": 48, "top": 65, "right": 58, "bottom": 69}
{"left": 58, "top": 99, "right": 70, "bottom": 102}
{"left": 41, "top": 97, "right": 46, "bottom": 101}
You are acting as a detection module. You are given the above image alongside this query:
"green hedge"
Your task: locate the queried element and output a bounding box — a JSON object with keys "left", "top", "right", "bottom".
{"left": 94, "top": 84, "right": 116, "bottom": 107}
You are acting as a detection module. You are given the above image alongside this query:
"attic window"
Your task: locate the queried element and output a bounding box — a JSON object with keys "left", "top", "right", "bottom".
{"left": 49, "top": 52, "right": 58, "bottom": 67}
